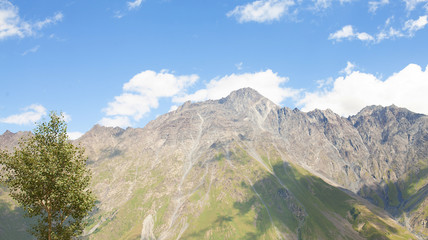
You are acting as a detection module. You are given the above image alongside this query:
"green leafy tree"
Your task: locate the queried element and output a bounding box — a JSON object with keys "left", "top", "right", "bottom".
{"left": 0, "top": 112, "right": 95, "bottom": 240}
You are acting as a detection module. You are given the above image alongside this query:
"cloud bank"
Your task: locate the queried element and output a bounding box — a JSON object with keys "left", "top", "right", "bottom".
{"left": 298, "top": 63, "right": 428, "bottom": 116}
{"left": 100, "top": 70, "right": 198, "bottom": 128}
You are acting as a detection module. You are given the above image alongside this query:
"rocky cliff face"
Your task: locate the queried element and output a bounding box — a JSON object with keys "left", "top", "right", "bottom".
{"left": 1, "top": 88, "right": 426, "bottom": 239}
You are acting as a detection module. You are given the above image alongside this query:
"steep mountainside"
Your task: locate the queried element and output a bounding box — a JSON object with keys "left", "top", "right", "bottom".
{"left": 0, "top": 131, "right": 33, "bottom": 239}
{"left": 0, "top": 88, "right": 426, "bottom": 239}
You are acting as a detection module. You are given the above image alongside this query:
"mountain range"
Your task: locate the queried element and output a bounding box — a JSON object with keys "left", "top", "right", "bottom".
{"left": 1, "top": 88, "right": 427, "bottom": 239}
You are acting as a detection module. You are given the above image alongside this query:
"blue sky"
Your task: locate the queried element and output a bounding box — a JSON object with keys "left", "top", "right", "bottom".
{"left": 1, "top": 0, "right": 428, "bottom": 139}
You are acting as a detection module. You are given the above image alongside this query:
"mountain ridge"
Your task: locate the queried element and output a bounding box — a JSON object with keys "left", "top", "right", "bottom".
{"left": 1, "top": 88, "right": 427, "bottom": 239}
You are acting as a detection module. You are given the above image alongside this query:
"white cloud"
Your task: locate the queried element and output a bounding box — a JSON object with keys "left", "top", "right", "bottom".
{"left": 173, "top": 69, "right": 299, "bottom": 105}
{"left": 385, "top": 16, "right": 393, "bottom": 26}
{"left": 123, "top": 70, "right": 198, "bottom": 98}
{"left": 99, "top": 116, "right": 131, "bottom": 128}
{"left": 62, "top": 112, "right": 72, "bottom": 123}
{"left": 33, "top": 12, "right": 63, "bottom": 29}
{"left": 236, "top": 62, "right": 244, "bottom": 70}
{"left": 21, "top": 45, "right": 40, "bottom": 56}
{"left": 316, "top": 77, "right": 334, "bottom": 88}
{"left": 113, "top": 11, "right": 125, "bottom": 19}
{"left": 368, "top": 0, "right": 389, "bottom": 13}
{"left": 127, "top": 0, "right": 143, "bottom": 10}
{"left": 104, "top": 93, "right": 156, "bottom": 121}
{"left": 329, "top": 25, "right": 374, "bottom": 42}
{"left": 114, "top": 0, "right": 144, "bottom": 18}
{"left": 227, "top": 0, "right": 295, "bottom": 23}
{"left": 298, "top": 63, "right": 428, "bottom": 116}
{"left": 68, "top": 131, "right": 84, "bottom": 140}
{"left": 356, "top": 32, "right": 375, "bottom": 41}
{"left": 0, "top": 0, "right": 30, "bottom": 39}
{"left": 0, "top": 104, "right": 47, "bottom": 125}
{"left": 340, "top": 61, "right": 356, "bottom": 75}
{"left": 101, "top": 70, "right": 198, "bottom": 127}
{"left": 329, "top": 25, "right": 355, "bottom": 40}
{"left": 330, "top": 15, "right": 427, "bottom": 43}
{"left": 376, "top": 26, "right": 404, "bottom": 42}
{"left": 403, "top": 15, "right": 428, "bottom": 36}
{"left": 0, "top": 0, "right": 63, "bottom": 40}
{"left": 310, "top": 0, "right": 353, "bottom": 11}
{"left": 169, "top": 105, "right": 178, "bottom": 112}
{"left": 313, "top": 0, "right": 333, "bottom": 10}
{"left": 375, "top": 15, "right": 427, "bottom": 41}
{"left": 403, "top": 0, "right": 428, "bottom": 11}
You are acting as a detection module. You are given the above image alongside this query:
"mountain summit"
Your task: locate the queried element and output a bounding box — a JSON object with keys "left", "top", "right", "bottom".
{"left": 219, "top": 87, "right": 271, "bottom": 105}
{"left": 1, "top": 88, "right": 426, "bottom": 239}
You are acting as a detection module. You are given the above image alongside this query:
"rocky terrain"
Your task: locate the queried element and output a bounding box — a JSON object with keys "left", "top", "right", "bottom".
{"left": 0, "top": 130, "right": 30, "bottom": 152}
{"left": 1, "top": 88, "right": 427, "bottom": 239}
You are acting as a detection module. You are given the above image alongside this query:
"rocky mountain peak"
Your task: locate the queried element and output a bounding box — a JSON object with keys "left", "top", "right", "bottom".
{"left": 218, "top": 87, "right": 267, "bottom": 105}
{"left": 2, "top": 130, "right": 14, "bottom": 137}
{"left": 0, "top": 130, "right": 31, "bottom": 151}
{"left": 214, "top": 88, "right": 280, "bottom": 122}
{"left": 355, "top": 104, "right": 420, "bottom": 118}
{"left": 352, "top": 104, "right": 425, "bottom": 127}
{"left": 82, "top": 124, "right": 125, "bottom": 137}
{"left": 77, "top": 124, "right": 125, "bottom": 146}
{"left": 355, "top": 105, "right": 384, "bottom": 116}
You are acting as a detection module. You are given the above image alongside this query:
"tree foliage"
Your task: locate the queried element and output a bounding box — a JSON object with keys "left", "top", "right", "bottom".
{"left": 0, "top": 112, "right": 95, "bottom": 240}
